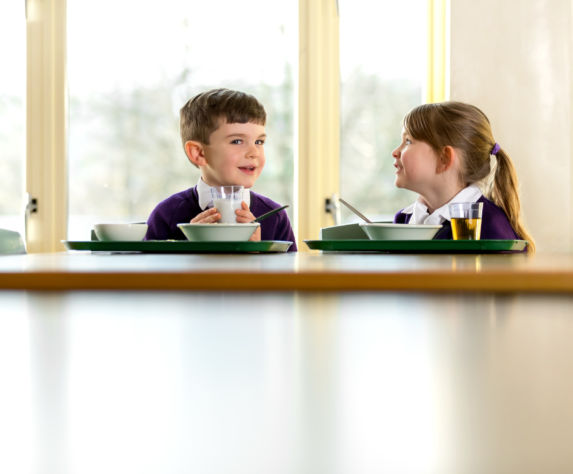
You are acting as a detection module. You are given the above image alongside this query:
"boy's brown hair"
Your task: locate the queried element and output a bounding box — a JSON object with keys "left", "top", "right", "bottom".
{"left": 180, "top": 88, "right": 267, "bottom": 146}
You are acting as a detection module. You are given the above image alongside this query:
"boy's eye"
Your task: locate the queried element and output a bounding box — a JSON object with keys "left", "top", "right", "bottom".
{"left": 404, "top": 138, "right": 412, "bottom": 145}
{"left": 230, "top": 139, "right": 243, "bottom": 145}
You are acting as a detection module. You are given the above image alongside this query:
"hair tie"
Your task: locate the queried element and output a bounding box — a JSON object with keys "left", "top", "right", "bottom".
{"left": 490, "top": 143, "right": 500, "bottom": 156}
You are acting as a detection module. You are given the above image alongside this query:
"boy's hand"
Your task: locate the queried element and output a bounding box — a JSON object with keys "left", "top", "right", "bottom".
{"left": 190, "top": 207, "right": 220, "bottom": 223}
{"left": 235, "top": 201, "right": 261, "bottom": 241}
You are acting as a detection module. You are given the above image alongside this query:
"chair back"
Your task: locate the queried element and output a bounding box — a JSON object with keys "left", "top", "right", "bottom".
{"left": 0, "top": 229, "right": 26, "bottom": 254}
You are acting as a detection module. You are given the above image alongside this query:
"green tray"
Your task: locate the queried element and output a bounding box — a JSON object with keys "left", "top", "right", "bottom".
{"left": 64, "top": 240, "right": 292, "bottom": 253}
{"left": 304, "top": 239, "right": 527, "bottom": 253}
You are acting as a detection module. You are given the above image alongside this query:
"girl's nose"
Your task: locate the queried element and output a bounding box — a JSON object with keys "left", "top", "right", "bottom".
{"left": 391, "top": 146, "right": 401, "bottom": 158}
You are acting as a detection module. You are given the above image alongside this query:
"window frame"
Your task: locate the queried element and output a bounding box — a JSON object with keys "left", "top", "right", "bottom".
{"left": 25, "top": 0, "right": 68, "bottom": 253}
{"left": 427, "top": 0, "right": 449, "bottom": 103}
{"left": 297, "top": 0, "right": 340, "bottom": 247}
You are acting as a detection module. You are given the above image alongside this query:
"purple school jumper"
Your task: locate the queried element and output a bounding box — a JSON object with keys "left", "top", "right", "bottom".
{"left": 145, "top": 186, "right": 297, "bottom": 251}
{"left": 394, "top": 195, "right": 521, "bottom": 241}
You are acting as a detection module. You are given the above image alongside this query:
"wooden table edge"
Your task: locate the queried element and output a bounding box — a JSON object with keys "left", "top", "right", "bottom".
{"left": 1, "top": 270, "right": 572, "bottom": 292}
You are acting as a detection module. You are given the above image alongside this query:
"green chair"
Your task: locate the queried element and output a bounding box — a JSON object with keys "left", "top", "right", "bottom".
{"left": 0, "top": 228, "right": 26, "bottom": 254}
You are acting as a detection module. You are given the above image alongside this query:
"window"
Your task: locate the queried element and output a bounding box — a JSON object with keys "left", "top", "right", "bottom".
{"left": 67, "top": 0, "right": 297, "bottom": 240}
{"left": 26, "top": 0, "right": 442, "bottom": 250}
{"left": 0, "top": 3, "right": 25, "bottom": 235}
{"left": 339, "top": 0, "right": 428, "bottom": 222}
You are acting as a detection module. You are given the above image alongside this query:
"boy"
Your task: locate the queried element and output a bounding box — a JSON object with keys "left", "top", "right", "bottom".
{"left": 145, "top": 88, "right": 297, "bottom": 251}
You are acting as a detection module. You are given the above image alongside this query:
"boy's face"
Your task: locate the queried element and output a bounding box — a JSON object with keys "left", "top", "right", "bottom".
{"left": 200, "top": 121, "right": 266, "bottom": 188}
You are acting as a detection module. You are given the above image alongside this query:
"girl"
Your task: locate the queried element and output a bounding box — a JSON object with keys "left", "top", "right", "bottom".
{"left": 392, "top": 101, "right": 535, "bottom": 253}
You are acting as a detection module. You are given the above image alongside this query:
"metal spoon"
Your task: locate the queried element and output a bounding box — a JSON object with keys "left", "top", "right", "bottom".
{"left": 251, "top": 205, "right": 289, "bottom": 223}
{"left": 338, "top": 198, "right": 372, "bottom": 223}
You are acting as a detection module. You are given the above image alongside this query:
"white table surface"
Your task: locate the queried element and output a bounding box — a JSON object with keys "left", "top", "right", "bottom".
{"left": 1, "top": 289, "right": 573, "bottom": 473}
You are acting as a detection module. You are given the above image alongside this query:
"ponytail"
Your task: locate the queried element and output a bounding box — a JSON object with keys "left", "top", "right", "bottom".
{"left": 489, "top": 149, "right": 536, "bottom": 253}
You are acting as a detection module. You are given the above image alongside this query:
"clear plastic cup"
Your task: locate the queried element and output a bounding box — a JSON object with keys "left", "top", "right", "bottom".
{"left": 210, "top": 185, "right": 244, "bottom": 223}
{"left": 448, "top": 202, "right": 483, "bottom": 240}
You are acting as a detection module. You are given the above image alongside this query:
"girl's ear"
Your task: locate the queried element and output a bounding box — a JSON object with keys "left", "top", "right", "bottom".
{"left": 436, "top": 145, "right": 457, "bottom": 173}
{"left": 185, "top": 140, "right": 207, "bottom": 167}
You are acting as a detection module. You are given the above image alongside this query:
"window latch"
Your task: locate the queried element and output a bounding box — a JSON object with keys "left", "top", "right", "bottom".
{"left": 324, "top": 194, "right": 340, "bottom": 225}
{"left": 26, "top": 196, "right": 38, "bottom": 215}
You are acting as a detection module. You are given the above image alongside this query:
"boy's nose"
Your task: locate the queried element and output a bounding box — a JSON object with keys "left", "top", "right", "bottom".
{"left": 391, "top": 146, "right": 401, "bottom": 158}
{"left": 246, "top": 144, "right": 259, "bottom": 157}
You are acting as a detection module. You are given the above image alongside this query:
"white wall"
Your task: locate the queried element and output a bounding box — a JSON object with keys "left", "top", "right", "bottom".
{"left": 450, "top": 0, "right": 573, "bottom": 253}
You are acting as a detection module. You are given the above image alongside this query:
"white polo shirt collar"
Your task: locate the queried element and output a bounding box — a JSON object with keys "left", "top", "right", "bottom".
{"left": 402, "top": 185, "right": 483, "bottom": 225}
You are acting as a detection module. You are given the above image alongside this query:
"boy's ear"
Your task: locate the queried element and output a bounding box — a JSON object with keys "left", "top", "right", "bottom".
{"left": 184, "top": 140, "right": 207, "bottom": 167}
{"left": 436, "top": 145, "right": 457, "bottom": 173}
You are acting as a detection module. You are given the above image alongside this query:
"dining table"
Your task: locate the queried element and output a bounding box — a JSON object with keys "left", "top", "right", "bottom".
{"left": 1, "top": 248, "right": 573, "bottom": 473}
{"left": 1, "top": 249, "right": 573, "bottom": 292}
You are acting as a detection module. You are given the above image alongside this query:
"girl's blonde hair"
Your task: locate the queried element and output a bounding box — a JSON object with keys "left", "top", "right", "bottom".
{"left": 403, "top": 101, "right": 535, "bottom": 253}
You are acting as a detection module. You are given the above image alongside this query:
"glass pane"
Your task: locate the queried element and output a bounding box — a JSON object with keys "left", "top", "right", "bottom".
{"left": 0, "top": 3, "right": 25, "bottom": 235}
{"left": 339, "top": 0, "right": 427, "bottom": 222}
{"left": 67, "top": 0, "right": 296, "bottom": 240}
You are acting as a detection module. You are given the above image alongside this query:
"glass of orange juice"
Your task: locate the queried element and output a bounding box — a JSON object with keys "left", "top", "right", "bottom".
{"left": 448, "top": 202, "right": 483, "bottom": 240}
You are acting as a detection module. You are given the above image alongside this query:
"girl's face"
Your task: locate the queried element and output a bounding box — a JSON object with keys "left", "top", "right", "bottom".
{"left": 391, "top": 130, "right": 440, "bottom": 195}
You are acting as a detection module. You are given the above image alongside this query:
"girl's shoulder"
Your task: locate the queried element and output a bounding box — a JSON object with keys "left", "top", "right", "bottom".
{"left": 477, "top": 196, "right": 520, "bottom": 239}
{"left": 393, "top": 210, "right": 411, "bottom": 224}
{"left": 478, "top": 195, "right": 508, "bottom": 218}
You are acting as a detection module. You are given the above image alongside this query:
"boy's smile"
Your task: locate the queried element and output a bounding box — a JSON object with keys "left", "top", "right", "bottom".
{"left": 199, "top": 121, "right": 266, "bottom": 188}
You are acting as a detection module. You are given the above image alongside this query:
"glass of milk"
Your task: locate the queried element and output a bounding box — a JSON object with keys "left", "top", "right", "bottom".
{"left": 210, "top": 186, "right": 245, "bottom": 223}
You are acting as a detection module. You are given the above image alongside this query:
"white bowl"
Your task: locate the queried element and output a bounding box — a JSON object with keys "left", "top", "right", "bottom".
{"left": 177, "top": 223, "right": 260, "bottom": 242}
{"left": 359, "top": 223, "right": 442, "bottom": 240}
{"left": 94, "top": 223, "right": 148, "bottom": 241}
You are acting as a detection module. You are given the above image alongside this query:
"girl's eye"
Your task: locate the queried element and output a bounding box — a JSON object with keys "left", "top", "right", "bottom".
{"left": 255, "top": 139, "right": 265, "bottom": 145}
{"left": 230, "top": 139, "right": 243, "bottom": 145}
{"left": 404, "top": 138, "right": 412, "bottom": 145}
